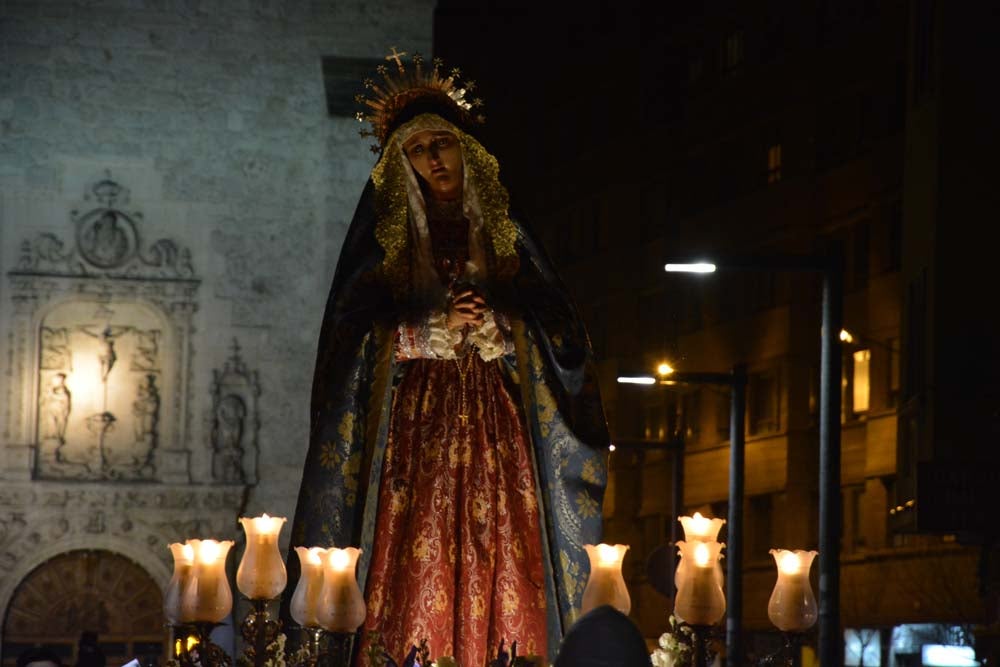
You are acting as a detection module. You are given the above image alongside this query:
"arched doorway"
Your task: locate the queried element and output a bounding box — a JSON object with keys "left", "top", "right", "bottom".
{"left": 2, "top": 550, "right": 166, "bottom": 667}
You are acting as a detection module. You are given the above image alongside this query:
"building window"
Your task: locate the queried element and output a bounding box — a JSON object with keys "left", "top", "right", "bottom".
{"left": 887, "top": 338, "right": 900, "bottom": 408}
{"left": 842, "top": 484, "right": 866, "bottom": 553}
{"left": 767, "top": 143, "right": 782, "bottom": 184}
{"left": 723, "top": 30, "right": 744, "bottom": 73}
{"left": 747, "top": 494, "right": 775, "bottom": 560}
{"left": 852, "top": 349, "right": 871, "bottom": 414}
{"left": 715, "top": 388, "right": 732, "bottom": 439}
{"left": 682, "top": 390, "right": 702, "bottom": 444}
{"left": 749, "top": 370, "right": 780, "bottom": 435}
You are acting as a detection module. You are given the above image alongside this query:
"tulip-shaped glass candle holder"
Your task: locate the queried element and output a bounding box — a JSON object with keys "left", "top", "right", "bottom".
{"left": 179, "top": 539, "right": 235, "bottom": 667}
{"left": 679, "top": 512, "right": 726, "bottom": 542}
{"left": 180, "top": 539, "right": 235, "bottom": 623}
{"left": 164, "top": 542, "right": 194, "bottom": 627}
{"left": 318, "top": 547, "right": 366, "bottom": 665}
{"left": 237, "top": 514, "right": 287, "bottom": 667}
{"left": 291, "top": 546, "right": 328, "bottom": 659}
{"left": 580, "top": 543, "right": 631, "bottom": 616}
{"left": 237, "top": 514, "right": 287, "bottom": 599}
{"left": 674, "top": 540, "right": 726, "bottom": 627}
{"left": 767, "top": 549, "right": 818, "bottom": 633}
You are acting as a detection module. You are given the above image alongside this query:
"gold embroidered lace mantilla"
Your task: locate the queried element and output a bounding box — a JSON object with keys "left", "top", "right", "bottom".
{"left": 371, "top": 113, "right": 519, "bottom": 297}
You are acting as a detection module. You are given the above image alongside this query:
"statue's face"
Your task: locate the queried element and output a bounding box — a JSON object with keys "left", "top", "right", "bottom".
{"left": 403, "top": 130, "right": 463, "bottom": 201}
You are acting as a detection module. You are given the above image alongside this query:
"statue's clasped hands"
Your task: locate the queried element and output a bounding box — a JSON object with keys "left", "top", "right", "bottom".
{"left": 447, "top": 287, "right": 487, "bottom": 330}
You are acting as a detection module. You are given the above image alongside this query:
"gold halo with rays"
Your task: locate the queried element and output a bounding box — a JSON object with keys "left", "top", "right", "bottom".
{"left": 355, "top": 47, "right": 485, "bottom": 153}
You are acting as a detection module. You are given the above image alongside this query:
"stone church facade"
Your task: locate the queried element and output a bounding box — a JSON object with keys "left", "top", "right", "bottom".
{"left": 0, "top": 0, "right": 433, "bottom": 658}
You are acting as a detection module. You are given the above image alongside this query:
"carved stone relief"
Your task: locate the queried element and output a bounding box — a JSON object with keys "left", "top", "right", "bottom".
{"left": 209, "top": 339, "right": 261, "bottom": 484}
{"left": 4, "top": 172, "right": 200, "bottom": 484}
{"left": 35, "top": 302, "right": 170, "bottom": 481}
{"left": 15, "top": 173, "right": 194, "bottom": 280}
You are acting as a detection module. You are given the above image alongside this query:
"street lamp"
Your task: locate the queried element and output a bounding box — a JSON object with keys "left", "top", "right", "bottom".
{"left": 617, "top": 363, "right": 747, "bottom": 663}
{"left": 664, "top": 250, "right": 844, "bottom": 667}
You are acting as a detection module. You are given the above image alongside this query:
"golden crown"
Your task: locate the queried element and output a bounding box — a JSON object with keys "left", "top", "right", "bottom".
{"left": 355, "top": 48, "right": 485, "bottom": 153}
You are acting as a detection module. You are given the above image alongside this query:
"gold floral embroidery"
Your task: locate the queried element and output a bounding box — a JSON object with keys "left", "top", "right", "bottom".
{"left": 337, "top": 411, "right": 355, "bottom": 441}
{"left": 575, "top": 491, "right": 600, "bottom": 519}
{"left": 389, "top": 485, "right": 409, "bottom": 515}
{"left": 470, "top": 595, "right": 485, "bottom": 620}
{"left": 318, "top": 441, "right": 339, "bottom": 469}
{"left": 412, "top": 535, "right": 432, "bottom": 562}
{"left": 472, "top": 495, "right": 489, "bottom": 524}
{"left": 582, "top": 458, "right": 602, "bottom": 485}
{"left": 501, "top": 588, "right": 519, "bottom": 616}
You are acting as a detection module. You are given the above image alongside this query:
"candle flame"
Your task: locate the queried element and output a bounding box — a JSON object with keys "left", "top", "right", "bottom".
{"left": 329, "top": 548, "right": 351, "bottom": 572}
{"left": 181, "top": 543, "right": 194, "bottom": 563}
{"left": 690, "top": 512, "right": 710, "bottom": 537}
{"left": 694, "top": 542, "right": 711, "bottom": 568}
{"left": 778, "top": 551, "right": 802, "bottom": 575}
{"left": 597, "top": 543, "right": 619, "bottom": 566}
{"left": 198, "top": 540, "right": 221, "bottom": 565}
{"left": 306, "top": 547, "right": 324, "bottom": 565}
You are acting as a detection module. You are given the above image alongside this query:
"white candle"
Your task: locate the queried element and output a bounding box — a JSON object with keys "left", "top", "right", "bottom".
{"left": 236, "top": 513, "right": 287, "bottom": 600}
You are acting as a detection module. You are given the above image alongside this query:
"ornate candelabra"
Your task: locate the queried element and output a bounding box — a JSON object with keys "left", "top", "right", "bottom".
{"left": 166, "top": 515, "right": 366, "bottom": 667}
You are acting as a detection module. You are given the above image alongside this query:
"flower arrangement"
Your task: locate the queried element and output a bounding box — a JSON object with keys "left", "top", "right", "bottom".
{"left": 650, "top": 615, "right": 695, "bottom": 667}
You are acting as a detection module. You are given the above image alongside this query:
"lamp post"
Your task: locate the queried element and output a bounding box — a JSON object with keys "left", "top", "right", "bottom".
{"left": 665, "top": 249, "right": 844, "bottom": 667}
{"left": 618, "top": 364, "right": 747, "bottom": 662}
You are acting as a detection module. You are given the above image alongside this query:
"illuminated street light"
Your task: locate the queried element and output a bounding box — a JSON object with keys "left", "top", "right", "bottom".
{"left": 616, "top": 375, "right": 657, "bottom": 385}
{"left": 839, "top": 329, "right": 854, "bottom": 343}
{"left": 663, "top": 249, "right": 844, "bottom": 667}
{"left": 657, "top": 362, "right": 674, "bottom": 376}
{"left": 665, "top": 262, "right": 717, "bottom": 273}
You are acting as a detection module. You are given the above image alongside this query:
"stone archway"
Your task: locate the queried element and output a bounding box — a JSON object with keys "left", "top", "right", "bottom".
{"left": 2, "top": 550, "right": 166, "bottom": 667}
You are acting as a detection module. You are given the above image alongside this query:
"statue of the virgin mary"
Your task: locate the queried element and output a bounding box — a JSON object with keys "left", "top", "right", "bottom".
{"left": 287, "top": 53, "right": 609, "bottom": 665}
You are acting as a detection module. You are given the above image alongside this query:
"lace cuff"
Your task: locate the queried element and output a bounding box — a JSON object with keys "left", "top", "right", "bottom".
{"left": 395, "top": 311, "right": 462, "bottom": 361}
{"left": 467, "top": 310, "right": 514, "bottom": 361}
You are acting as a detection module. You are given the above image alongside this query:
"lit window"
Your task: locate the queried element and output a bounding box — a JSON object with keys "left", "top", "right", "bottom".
{"left": 767, "top": 144, "right": 783, "bottom": 183}
{"left": 852, "top": 349, "right": 871, "bottom": 413}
